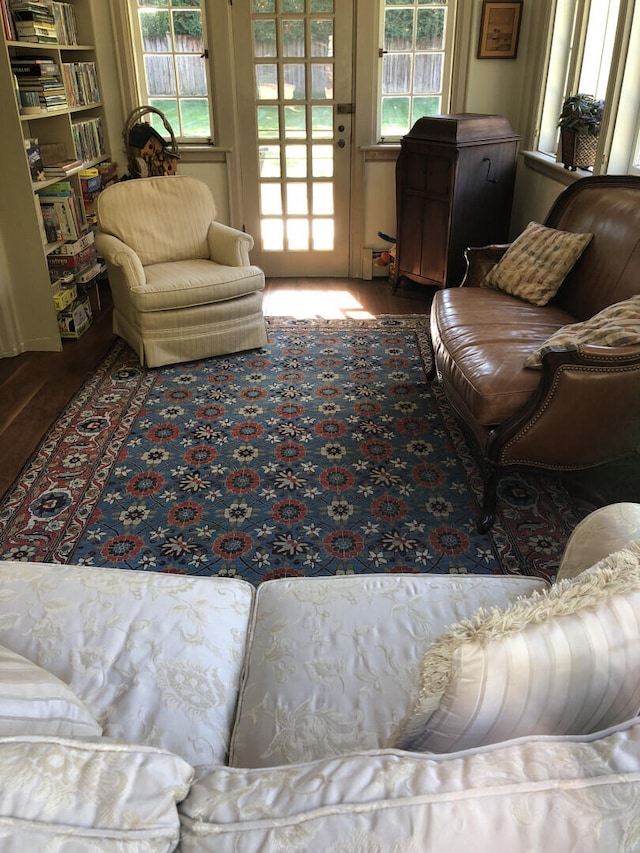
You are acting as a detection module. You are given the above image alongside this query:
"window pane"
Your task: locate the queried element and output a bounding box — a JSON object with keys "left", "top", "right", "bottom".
{"left": 312, "top": 144, "right": 333, "bottom": 176}
{"left": 286, "top": 183, "right": 308, "bottom": 214}
{"left": 382, "top": 54, "right": 410, "bottom": 94}
{"left": 180, "top": 98, "right": 209, "bottom": 137}
{"left": 284, "top": 63, "right": 305, "bottom": 98}
{"left": 311, "top": 19, "right": 333, "bottom": 56}
{"left": 145, "top": 54, "right": 176, "bottom": 95}
{"left": 313, "top": 182, "right": 333, "bottom": 214}
{"left": 312, "top": 64, "right": 332, "bottom": 98}
{"left": 262, "top": 218, "right": 284, "bottom": 251}
{"left": 381, "top": 96, "right": 410, "bottom": 137}
{"left": 414, "top": 53, "right": 442, "bottom": 93}
{"left": 416, "top": 8, "right": 444, "bottom": 50}
{"left": 253, "top": 0, "right": 275, "bottom": 11}
{"left": 412, "top": 95, "right": 440, "bottom": 123}
{"left": 140, "top": 9, "right": 170, "bottom": 51}
{"left": 259, "top": 145, "right": 281, "bottom": 177}
{"left": 261, "top": 184, "right": 282, "bottom": 215}
{"left": 283, "top": 19, "right": 304, "bottom": 56}
{"left": 149, "top": 97, "right": 178, "bottom": 131}
{"left": 311, "top": 105, "right": 333, "bottom": 137}
{"left": 283, "top": 0, "right": 304, "bottom": 11}
{"left": 176, "top": 54, "right": 207, "bottom": 96}
{"left": 287, "top": 219, "right": 309, "bottom": 250}
{"left": 384, "top": 9, "right": 414, "bottom": 51}
{"left": 256, "top": 64, "right": 278, "bottom": 99}
{"left": 578, "top": 0, "right": 619, "bottom": 99}
{"left": 172, "top": 9, "right": 203, "bottom": 52}
{"left": 312, "top": 218, "right": 333, "bottom": 250}
{"left": 285, "top": 144, "right": 307, "bottom": 177}
{"left": 257, "top": 105, "right": 279, "bottom": 138}
{"left": 284, "top": 105, "right": 306, "bottom": 138}
{"left": 311, "top": 0, "right": 333, "bottom": 11}
{"left": 254, "top": 19, "right": 277, "bottom": 57}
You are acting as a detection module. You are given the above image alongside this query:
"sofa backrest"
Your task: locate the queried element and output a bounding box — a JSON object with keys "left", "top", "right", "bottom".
{"left": 96, "top": 175, "right": 217, "bottom": 266}
{"left": 546, "top": 176, "right": 640, "bottom": 320}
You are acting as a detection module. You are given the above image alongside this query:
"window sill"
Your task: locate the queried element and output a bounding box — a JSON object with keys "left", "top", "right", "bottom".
{"left": 522, "top": 150, "right": 594, "bottom": 185}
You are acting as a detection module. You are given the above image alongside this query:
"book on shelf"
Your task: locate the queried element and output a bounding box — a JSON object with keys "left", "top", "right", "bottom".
{"left": 72, "top": 116, "right": 105, "bottom": 163}
{"left": 62, "top": 61, "right": 100, "bottom": 107}
{"left": 24, "top": 137, "right": 45, "bottom": 181}
{"left": 40, "top": 202, "right": 63, "bottom": 243}
{"left": 51, "top": 1, "right": 77, "bottom": 45}
{"left": 39, "top": 142, "right": 82, "bottom": 175}
{"left": 1, "top": 0, "right": 16, "bottom": 39}
{"left": 38, "top": 181, "right": 85, "bottom": 241}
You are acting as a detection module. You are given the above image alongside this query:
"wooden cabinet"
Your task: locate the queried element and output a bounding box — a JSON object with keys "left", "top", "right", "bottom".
{"left": 393, "top": 113, "right": 520, "bottom": 291}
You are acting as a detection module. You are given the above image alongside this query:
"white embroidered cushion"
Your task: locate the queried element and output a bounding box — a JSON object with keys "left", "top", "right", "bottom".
{"left": 180, "top": 720, "right": 640, "bottom": 852}
{"left": 392, "top": 542, "right": 640, "bottom": 753}
{"left": 481, "top": 221, "right": 593, "bottom": 306}
{"left": 0, "top": 735, "right": 193, "bottom": 850}
{"left": 0, "top": 644, "right": 102, "bottom": 738}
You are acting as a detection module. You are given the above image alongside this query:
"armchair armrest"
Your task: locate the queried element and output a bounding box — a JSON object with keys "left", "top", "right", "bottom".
{"left": 462, "top": 244, "right": 510, "bottom": 287}
{"left": 207, "top": 221, "right": 255, "bottom": 267}
{"left": 94, "top": 231, "right": 145, "bottom": 288}
{"left": 490, "top": 343, "right": 640, "bottom": 468}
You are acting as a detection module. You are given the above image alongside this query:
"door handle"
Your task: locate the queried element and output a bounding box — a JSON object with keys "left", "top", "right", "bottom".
{"left": 337, "top": 138, "right": 346, "bottom": 148}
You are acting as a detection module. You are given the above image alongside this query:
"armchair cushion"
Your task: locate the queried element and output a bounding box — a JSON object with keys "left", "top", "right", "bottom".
{"left": 392, "top": 542, "right": 640, "bottom": 753}
{"left": 0, "top": 644, "right": 102, "bottom": 738}
{"left": 481, "top": 221, "right": 593, "bottom": 306}
{"left": 524, "top": 294, "right": 640, "bottom": 368}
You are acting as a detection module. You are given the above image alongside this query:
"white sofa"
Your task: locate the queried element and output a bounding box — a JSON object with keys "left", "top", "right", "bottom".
{"left": 1, "top": 502, "right": 640, "bottom": 850}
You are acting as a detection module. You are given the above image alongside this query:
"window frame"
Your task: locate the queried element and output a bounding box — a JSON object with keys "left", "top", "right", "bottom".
{"left": 534, "top": 0, "right": 639, "bottom": 176}
{"left": 125, "top": 0, "right": 215, "bottom": 146}
{"left": 376, "top": 0, "right": 456, "bottom": 143}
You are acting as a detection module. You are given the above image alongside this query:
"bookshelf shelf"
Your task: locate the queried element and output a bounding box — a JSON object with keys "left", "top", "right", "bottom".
{"left": 1, "top": 0, "right": 116, "bottom": 353}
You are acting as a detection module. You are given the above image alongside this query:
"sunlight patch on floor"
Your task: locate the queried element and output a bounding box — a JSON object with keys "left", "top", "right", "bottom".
{"left": 263, "top": 289, "right": 374, "bottom": 319}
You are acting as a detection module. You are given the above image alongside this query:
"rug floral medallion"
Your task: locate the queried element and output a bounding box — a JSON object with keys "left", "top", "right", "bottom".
{"left": 0, "top": 317, "right": 585, "bottom": 583}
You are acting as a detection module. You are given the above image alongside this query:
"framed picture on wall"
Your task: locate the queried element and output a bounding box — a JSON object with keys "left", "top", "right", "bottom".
{"left": 477, "top": 0, "right": 523, "bottom": 59}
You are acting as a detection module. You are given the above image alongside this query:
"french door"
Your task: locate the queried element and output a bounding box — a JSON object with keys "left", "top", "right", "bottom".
{"left": 231, "top": 0, "right": 354, "bottom": 276}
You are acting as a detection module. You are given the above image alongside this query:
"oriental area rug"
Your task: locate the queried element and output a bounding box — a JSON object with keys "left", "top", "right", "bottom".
{"left": 0, "top": 317, "right": 586, "bottom": 584}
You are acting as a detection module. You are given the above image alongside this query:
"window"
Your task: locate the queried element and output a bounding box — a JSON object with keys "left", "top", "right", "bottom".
{"left": 127, "top": 0, "right": 212, "bottom": 142}
{"left": 536, "top": 0, "right": 640, "bottom": 174}
{"left": 378, "top": 0, "right": 454, "bottom": 141}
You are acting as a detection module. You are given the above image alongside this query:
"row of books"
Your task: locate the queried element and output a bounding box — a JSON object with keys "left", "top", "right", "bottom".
{"left": 72, "top": 116, "right": 105, "bottom": 163}
{"left": 62, "top": 60, "right": 100, "bottom": 107}
{"left": 4, "top": 0, "right": 80, "bottom": 45}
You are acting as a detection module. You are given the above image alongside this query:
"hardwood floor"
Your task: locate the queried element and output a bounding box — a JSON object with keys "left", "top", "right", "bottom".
{"left": 1, "top": 275, "right": 637, "bottom": 508}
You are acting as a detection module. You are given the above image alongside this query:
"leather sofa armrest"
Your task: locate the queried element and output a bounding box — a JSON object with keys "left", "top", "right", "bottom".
{"left": 207, "top": 221, "right": 255, "bottom": 267}
{"left": 491, "top": 343, "right": 640, "bottom": 468}
{"left": 462, "top": 244, "right": 510, "bottom": 287}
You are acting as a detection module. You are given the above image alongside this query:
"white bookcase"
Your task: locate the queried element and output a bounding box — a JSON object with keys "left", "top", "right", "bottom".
{"left": 0, "top": 1, "right": 121, "bottom": 355}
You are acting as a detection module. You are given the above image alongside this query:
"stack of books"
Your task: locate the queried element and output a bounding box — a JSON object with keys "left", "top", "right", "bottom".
{"left": 11, "top": 54, "right": 66, "bottom": 113}
{"left": 39, "top": 141, "right": 82, "bottom": 177}
{"left": 10, "top": 0, "right": 57, "bottom": 43}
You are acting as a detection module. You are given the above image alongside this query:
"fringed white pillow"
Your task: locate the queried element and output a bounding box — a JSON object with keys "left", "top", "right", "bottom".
{"left": 392, "top": 541, "right": 640, "bottom": 753}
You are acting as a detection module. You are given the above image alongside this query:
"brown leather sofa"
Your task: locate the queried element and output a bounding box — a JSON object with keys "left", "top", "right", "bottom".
{"left": 430, "top": 175, "right": 640, "bottom": 531}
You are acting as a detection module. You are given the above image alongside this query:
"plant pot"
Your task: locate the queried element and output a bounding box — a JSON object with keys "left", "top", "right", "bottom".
{"left": 560, "top": 128, "right": 598, "bottom": 171}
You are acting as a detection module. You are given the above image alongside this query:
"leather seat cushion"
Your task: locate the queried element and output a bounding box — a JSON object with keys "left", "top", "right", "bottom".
{"left": 431, "top": 288, "right": 576, "bottom": 426}
{"left": 132, "top": 260, "right": 265, "bottom": 312}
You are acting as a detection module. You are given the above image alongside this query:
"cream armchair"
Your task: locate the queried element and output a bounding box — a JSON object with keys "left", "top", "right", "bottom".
{"left": 95, "top": 175, "right": 268, "bottom": 367}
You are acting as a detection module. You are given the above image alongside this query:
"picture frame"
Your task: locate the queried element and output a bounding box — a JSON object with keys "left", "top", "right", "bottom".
{"left": 477, "top": 0, "right": 523, "bottom": 60}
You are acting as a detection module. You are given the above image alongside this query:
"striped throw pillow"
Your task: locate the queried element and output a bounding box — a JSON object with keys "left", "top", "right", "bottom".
{"left": 481, "top": 221, "right": 593, "bottom": 306}
{"left": 525, "top": 294, "right": 640, "bottom": 368}
{"left": 392, "top": 541, "right": 640, "bottom": 753}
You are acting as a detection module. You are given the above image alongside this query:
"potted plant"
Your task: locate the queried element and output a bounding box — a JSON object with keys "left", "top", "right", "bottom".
{"left": 558, "top": 94, "right": 604, "bottom": 171}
